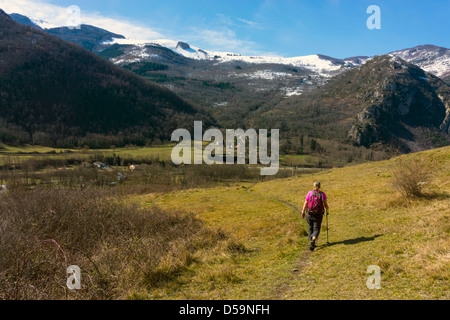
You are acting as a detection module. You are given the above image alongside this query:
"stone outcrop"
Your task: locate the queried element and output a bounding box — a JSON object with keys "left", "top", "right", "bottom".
{"left": 348, "top": 55, "right": 450, "bottom": 148}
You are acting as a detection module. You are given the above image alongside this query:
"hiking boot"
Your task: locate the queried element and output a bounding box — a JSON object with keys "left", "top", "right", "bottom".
{"left": 309, "top": 240, "right": 316, "bottom": 251}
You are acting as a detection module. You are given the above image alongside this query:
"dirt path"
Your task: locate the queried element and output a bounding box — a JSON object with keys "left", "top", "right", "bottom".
{"left": 244, "top": 183, "right": 313, "bottom": 299}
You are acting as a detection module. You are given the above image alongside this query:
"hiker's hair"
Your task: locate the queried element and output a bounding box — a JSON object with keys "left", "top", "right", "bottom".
{"left": 313, "top": 181, "right": 321, "bottom": 189}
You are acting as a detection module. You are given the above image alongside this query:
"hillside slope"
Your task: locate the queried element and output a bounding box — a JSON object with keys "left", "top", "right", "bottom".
{"left": 46, "top": 24, "right": 126, "bottom": 53}
{"left": 141, "top": 146, "right": 449, "bottom": 299}
{"left": 250, "top": 146, "right": 449, "bottom": 299}
{"left": 0, "top": 10, "right": 212, "bottom": 147}
{"left": 259, "top": 55, "right": 450, "bottom": 152}
{"left": 8, "top": 13, "right": 42, "bottom": 30}
{"left": 391, "top": 45, "right": 450, "bottom": 79}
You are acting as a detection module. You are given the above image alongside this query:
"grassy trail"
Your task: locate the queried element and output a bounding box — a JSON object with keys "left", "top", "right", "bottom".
{"left": 248, "top": 147, "right": 449, "bottom": 299}
{"left": 243, "top": 183, "right": 314, "bottom": 299}
{"left": 138, "top": 182, "right": 309, "bottom": 299}
{"left": 137, "top": 146, "right": 449, "bottom": 299}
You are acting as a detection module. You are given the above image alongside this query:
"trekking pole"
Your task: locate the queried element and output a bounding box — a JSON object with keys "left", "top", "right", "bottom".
{"left": 326, "top": 211, "right": 329, "bottom": 244}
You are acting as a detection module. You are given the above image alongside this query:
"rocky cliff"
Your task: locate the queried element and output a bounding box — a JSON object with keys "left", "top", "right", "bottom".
{"left": 347, "top": 55, "right": 450, "bottom": 151}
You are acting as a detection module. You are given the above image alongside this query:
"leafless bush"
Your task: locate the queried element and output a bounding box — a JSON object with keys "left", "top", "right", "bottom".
{"left": 391, "top": 158, "right": 432, "bottom": 198}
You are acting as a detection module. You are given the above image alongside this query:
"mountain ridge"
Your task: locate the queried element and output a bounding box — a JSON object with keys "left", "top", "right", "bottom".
{"left": 8, "top": 13, "right": 42, "bottom": 30}
{"left": 263, "top": 54, "right": 450, "bottom": 152}
{"left": 7, "top": 11, "right": 449, "bottom": 82}
{"left": 3, "top": 10, "right": 449, "bottom": 152}
{"left": 46, "top": 24, "right": 126, "bottom": 53}
{"left": 0, "top": 10, "right": 212, "bottom": 147}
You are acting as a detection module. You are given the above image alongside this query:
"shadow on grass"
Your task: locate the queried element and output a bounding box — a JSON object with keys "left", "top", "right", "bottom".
{"left": 317, "top": 234, "right": 384, "bottom": 249}
{"left": 420, "top": 191, "right": 450, "bottom": 201}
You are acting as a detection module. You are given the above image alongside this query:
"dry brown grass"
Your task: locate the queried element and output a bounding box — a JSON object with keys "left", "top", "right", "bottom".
{"left": 391, "top": 158, "right": 432, "bottom": 198}
{"left": 0, "top": 187, "right": 229, "bottom": 299}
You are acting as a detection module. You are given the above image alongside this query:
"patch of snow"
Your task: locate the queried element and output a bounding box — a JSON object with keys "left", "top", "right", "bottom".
{"left": 213, "top": 53, "right": 344, "bottom": 76}
{"left": 391, "top": 47, "right": 450, "bottom": 78}
{"left": 106, "top": 38, "right": 210, "bottom": 60}
{"left": 112, "top": 57, "right": 141, "bottom": 65}
{"left": 31, "top": 18, "right": 59, "bottom": 29}
{"left": 284, "top": 87, "right": 303, "bottom": 97}
{"left": 343, "top": 57, "right": 371, "bottom": 67}
{"left": 213, "top": 102, "right": 228, "bottom": 107}
{"left": 231, "top": 70, "right": 294, "bottom": 80}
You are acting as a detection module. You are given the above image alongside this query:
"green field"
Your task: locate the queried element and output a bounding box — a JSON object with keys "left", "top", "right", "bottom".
{"left": 0, "top": 143, "right": 174, "bottom": 165}
{"left": 0, "top": 143, "right": 173, "bottom": 157}
{"left": 134, "top": 146, "right": 449, "bottom": 299}
{"left": 1, "top": 144, "right": 448, "bottom": 300}
{"left": 0, "top": 142, "right": 376, "bottom": 169}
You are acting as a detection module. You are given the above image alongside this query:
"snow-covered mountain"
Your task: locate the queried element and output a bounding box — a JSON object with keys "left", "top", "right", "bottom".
{"left": 8, "top": 13, "right": 42, "bottom": 30}
{"left": 7, "top": 12, "right": 58, "bottom": 30}
{"left": 3, "top": 10, "right": 449, "bottom": 151}
{"left": 107, "top": 38, "right": 359, "bottom": 77}
{"left": 30, "top": 18, "right": 60, "bottom": 29}
{"left": 7, "top": 11, "right": 450, "bottom": 90}
{"left": 8, "top": 12, "right": 449, "bottom": 82}
{"left": 390, "top": 45, "right": 450, "bottom": 79}
{"left": 106, "top": 38, "right": 450, "bottom": 84}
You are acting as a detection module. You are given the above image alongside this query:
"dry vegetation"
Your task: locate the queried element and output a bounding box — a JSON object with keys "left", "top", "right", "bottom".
{"left": 391, "top": 158, "right": 432, "bottom": 198}
{"left": 0, "top": 187, "right": 232, "bottom": 299}
{"left": 0, "top": 145, "right": 448, "bottom": 300}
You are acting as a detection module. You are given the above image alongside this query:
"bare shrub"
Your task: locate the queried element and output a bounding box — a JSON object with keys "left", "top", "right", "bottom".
{"left": 391, "top": 158, "right": 432, "bottom": 198}
{"left": 0, "top": 187, "right": 228, "bottom": 299}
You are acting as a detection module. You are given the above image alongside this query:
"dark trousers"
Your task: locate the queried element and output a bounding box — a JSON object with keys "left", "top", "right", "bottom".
{"left": 306, "top": 212, "right": 323, "bottom": 241}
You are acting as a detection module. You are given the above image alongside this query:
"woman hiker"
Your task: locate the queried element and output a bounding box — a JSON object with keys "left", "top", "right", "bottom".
{"left": 302, "top": 181, "right": 329, "bottom": 251}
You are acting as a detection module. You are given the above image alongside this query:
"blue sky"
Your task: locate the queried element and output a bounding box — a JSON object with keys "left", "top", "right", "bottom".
{"left": 1, "top": 0, "right": 449, "bottom": 58}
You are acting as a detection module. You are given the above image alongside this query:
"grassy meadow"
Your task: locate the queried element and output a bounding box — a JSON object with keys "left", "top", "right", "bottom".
{"left": 0, "top": 143, "right": 173, "bottom": 163}
{"left": 0, "top": 143, "right": 448, "bottom": 300}
{"left": 135, "top": 146, "right": 449, "bottom": 299}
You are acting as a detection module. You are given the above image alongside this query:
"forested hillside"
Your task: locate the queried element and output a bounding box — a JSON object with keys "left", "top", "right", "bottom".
{"left": 0, "top": 10, "right": 212, "bottom": 148}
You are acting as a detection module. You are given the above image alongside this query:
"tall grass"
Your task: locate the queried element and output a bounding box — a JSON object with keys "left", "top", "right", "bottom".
{"left": 0, "top": 187, "right": 229, "bottom": 299}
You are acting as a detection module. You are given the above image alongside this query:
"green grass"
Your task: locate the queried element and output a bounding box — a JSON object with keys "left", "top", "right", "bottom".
{"left": 1, "top": 140, "right": 382, "bottom": 171}
{"left": 136, "top": 184, "right": 306, "bottom": 299}
{"left": 0, "top": 144, "right": 175, "bottom": 165}
{"left": 135, "top": 146, "right": 450, "bottom": 299}
{"left": 1, "top": 143, "right": 447, "bottom": 299}
{"left": 0, "top": 143, "right": 77, "bottom": 154}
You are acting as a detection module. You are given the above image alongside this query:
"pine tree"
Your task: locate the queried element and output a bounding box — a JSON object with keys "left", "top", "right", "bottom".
{"left": 298, "top": 135, "right": 304, "bottom": 154}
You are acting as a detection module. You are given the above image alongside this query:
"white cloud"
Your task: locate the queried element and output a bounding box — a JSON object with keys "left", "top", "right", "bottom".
{"left": 186, "top": 28, "right": 260, "bottom": 55}
{"left": 0, "top": 0, "right": 272, "bottom": 56}
{"left": 237, "top": 18, "right": 258, "bottom": 27}
{"left": 0, "top": 0, "right": 164, "bottom": 39}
